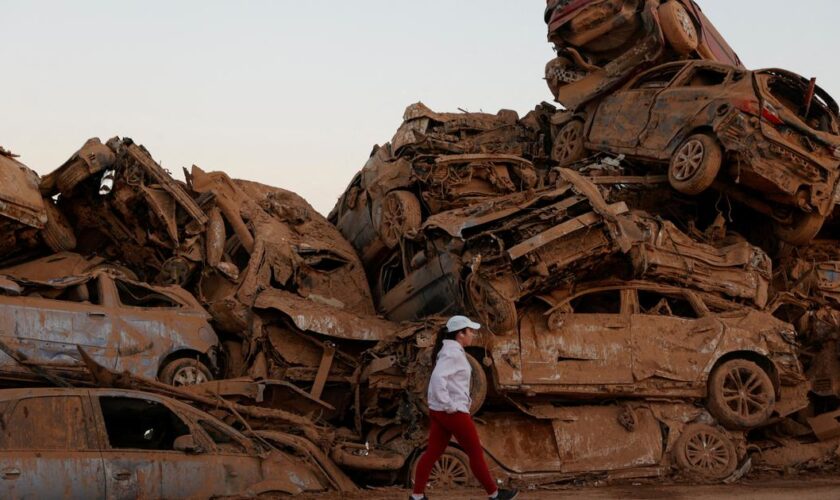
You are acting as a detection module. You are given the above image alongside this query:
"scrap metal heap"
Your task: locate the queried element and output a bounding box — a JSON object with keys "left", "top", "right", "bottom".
{"left": 1, "top": 0, "right": 840, "bottom": 496}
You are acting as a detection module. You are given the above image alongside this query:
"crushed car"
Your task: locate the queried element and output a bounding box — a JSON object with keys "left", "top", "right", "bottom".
{"left": 0, "top": 387, "right": 339, "bottom": 497}
{"left": 0, "top": 252, "right": 219, "bottom": 386}
{"left": 544, "top": 0, "right": 742, "bottom": 109}
{"left": 552, "top": 60, "right": 840, "bottom": 244}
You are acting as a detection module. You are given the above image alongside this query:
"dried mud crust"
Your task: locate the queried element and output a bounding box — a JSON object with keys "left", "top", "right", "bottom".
{"left": 42, "top": 202, "right": 77, "bottom": 252}
{"left": 707, "top": 359, "right": 776, "bottom": 430}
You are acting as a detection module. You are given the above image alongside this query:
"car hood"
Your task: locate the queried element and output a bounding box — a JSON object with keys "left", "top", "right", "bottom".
{"left": 0, "top": 150, "right": 46, "bottom": 228}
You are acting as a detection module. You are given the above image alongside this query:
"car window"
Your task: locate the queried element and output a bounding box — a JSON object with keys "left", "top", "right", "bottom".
{"left": 638, "top": 290, "right": 699, "bottom": 319}
{"left": 1, "top": 396, "right": 94, "bottom": 450}
{"left": 98, "top": 396, "right": 190, "bottom": 450}
{"left": 678, "top": 67, "right": 729, "bottom": 88}
{"left": 197, "top": 419, "right": 248, "bottom": 454}
{"left": 115, "top": 279, "right": 180, "bottom": 308}
{"left": 631, "top": 66, "right": 683, "bottom": 90}
{"left": 569, "top": 290, "right": 621, "bottom": 314}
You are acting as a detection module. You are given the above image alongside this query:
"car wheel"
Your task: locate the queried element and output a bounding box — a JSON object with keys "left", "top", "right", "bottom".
{"left": 658, "top": 1, "right": 699, "bottom": 55}
{"left": 410, "top": 447, "right": 475, "bottom": 489}
{"left": 467, "top": 276, "right": 518, "bottom": 334}
{"left": 773, "top": 212, "right": 826, "bottom": 246}
{"left": 707, "top": 359, "right": 775, "bottom": 430}
{"left": 674, "top": 424, "right": 739, "bottom": 481}
{"left": 56, "top": 161, "right": 93, "bottom": 194}
{"left": 375, "top": 190, "right": 422, "bottom": 249}
{"left": 160, "top": 358, "right": 213, "bottom": 387}
{"left": 419, "top": 353, "right": 487, "bottom": 416}
{"left": 42, "top": 202, "right": 77, "bottom": 252}
{"left": 668, "top": 134, "right": 722, "bottom": 195}
{"left": 551, "top": 120, "right": 586, "bottom": 166}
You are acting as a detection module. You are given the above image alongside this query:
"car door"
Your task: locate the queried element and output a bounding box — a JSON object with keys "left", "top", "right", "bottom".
{"left": 0, "top": 393, "right": 106, "bottom": 499}
{"left": 158, "top": 410, "right": 263, "bottom": 498}
{"left": 630, "top": 288, "right": 724, "bottom": 383}
{"left": 641, "top": 64, "right": 732, "bottom": 152}
{"left": 588, "top": 64, "right": 686, "bottom": 150}
{"left": 0, "top": 278, "right": 117, "bottom": 372}
{"left": 520, "top": 288, "right": 634, "bottom": 386}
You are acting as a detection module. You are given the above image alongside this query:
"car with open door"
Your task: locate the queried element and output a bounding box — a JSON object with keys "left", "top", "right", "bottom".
{"left": 552, "top": 60, "right": 840, "bottom": 244}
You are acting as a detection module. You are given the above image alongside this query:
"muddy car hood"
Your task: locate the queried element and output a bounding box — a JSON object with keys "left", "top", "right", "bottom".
{"left": 254, "top": 289, "right": 399, "bottom": 342}
{"left": 0, "top": 150, "right": 46, "bottom": 228}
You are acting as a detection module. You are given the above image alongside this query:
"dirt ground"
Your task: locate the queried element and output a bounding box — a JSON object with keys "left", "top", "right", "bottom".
{"left": 294, "top": 477, "right": 840, "bottom": 500}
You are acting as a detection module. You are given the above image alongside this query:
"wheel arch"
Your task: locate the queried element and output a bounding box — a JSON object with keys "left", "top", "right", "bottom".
{"left": 157, "top": 348, "right": 216, "bottom": 379}
{"left": 666, "top": 125, "right": 719, "bottom": 156}
{"left": 709, "top": 350, "right": 781, "bottom": 397}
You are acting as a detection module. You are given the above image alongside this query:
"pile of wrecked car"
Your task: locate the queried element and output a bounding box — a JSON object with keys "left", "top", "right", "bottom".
{"left": 0, "top": 0, "right": 839, "bottom": 497}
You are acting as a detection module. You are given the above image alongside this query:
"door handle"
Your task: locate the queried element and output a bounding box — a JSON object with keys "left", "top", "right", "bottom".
{"left": 606, "top": 324, "right": 625, "bottom": 329}
{"left": 113, "top": 470, "right": 132, "bottom": 481}
{"left": 87, "top": 312, "right": 107, "bottom": 317}
{"left": 1, "top": 467, "right": 21, "bottom": 479}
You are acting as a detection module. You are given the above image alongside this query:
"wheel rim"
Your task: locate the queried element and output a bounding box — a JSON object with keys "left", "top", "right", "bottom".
{"left": 381, "top": 194, "right": 406, "bottom": 243}
{"left": 672, "top": 139, "right": 705, "bottom": 181}
{"left": 556, "top": 123, "right": 582, "bottom": 162}
{"left": 675, "top": 7, "right": 698, "bottom": 45}
{"left": 721, "top": 366, "right": 772, "bottom": 420}
{"left": 429, "top": 454, "right": 469, "bottom": 489}
{"left": 683, "top": 430, "right": 732, "bottom": 475}
{"left": 172, "top": 366, "right": 208, "bottom": 386}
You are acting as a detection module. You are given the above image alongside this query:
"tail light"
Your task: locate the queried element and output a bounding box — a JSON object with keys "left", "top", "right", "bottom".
{"left": 734, "top": 99, "right": 785, "bottom": 126}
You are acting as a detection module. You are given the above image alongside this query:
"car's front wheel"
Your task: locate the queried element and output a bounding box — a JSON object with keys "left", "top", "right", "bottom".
{"left": 160, "top": 358, "right": 213, "bottom": 387}
{"left": 551, "top": 120, "right": 586, "bottom": 166}
{"left": 669, "top": 134, "right": 722, "bottom": 195}
{"left": 674, "top": 423, "right": 739, "bottom": 480}
{"left": 773, "top": 211, "right": 826, "bottom": 246}
{"left": 707, "top": 359, "right": 775, "bottom": 430}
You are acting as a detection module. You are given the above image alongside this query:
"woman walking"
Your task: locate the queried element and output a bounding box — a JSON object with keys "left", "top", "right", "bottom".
{"left": 411, "top": 315, "right": 519, "bottom": 500}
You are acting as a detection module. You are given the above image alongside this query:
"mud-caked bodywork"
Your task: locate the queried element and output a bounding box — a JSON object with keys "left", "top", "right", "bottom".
{"left": 0, "top": 253, "right": 219, "bottom": 386}
{"left": 544, "top": 0, "right": 742, "bottom": 109}
{"left": 554, "top": 61, "right": 840, "bottom": 244}
{"left": 0, "top": 387, "right": 334, "bottom": 498}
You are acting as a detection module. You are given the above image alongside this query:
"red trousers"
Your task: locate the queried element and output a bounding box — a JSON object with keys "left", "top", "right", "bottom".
{"left": 412, "top": 410, "right": 497, "bottom": 495}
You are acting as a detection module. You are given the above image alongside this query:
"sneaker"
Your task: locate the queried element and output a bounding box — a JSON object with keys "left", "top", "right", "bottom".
{"left": 493, "top": 489, "right": 519, "bottom": 500}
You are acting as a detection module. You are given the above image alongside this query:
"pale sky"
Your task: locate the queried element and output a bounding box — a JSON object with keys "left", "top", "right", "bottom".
{"left": 3, "top": 0, "right": 840, "bottom": 215}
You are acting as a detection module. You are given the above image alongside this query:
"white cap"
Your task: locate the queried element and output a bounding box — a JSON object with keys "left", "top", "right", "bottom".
{"left": 446, "top": 315, "right": 481, "bottom": 333}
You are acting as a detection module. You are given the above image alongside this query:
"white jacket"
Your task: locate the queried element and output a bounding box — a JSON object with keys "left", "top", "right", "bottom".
{"left": 427, "top": 340, "right": 472, "bottom": 414}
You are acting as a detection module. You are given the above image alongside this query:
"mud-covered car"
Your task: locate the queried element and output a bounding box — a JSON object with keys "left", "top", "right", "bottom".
{"left": 330, "top": 145, "right": 539, "bottom": 268}
{"left": 544, "top": 0, "right": 742, "bottom": 109}
{"left": 0, "top": 253, "right": 219, "bottom": 386}
{"left": 553, "top": 60, "right": 840, "bottom": 244}
{"left": 0, "top": 147, "right": 76, "bottom": 261}
{"left": 488, "top": 280, "right": 808, "bottom": 430}
{"left": 0, "top": 387, "right": 333, "bottom": 497}
{"left": 372, "top": 169, "right": 771, "bottom": 333}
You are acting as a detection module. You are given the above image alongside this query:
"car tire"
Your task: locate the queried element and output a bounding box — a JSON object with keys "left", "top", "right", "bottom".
{"left": 160, "top": 357, "right": 214, "bottom": 387}
{"left": 674, "top": 424, "right": 739, "bottom": 481}
{"left": 467, "top": 275, "right": 518, "bottom": 334}
{"left": 773, "top": 212, "right": 825, "bottom": 246}
{"left": 419, "top": 353, "right": 487, "bottom": 416}
{"left": 707, "top": 359, "right": 775, "bottom": 430}
{"left": 42, "top": 202, "right": 77, "bottom": 252}
{"left": 658, "top": 1, "right": 699, "bottom": 56}
{"left": 551, "top": 120, "right": 586, "bottom": 166}
{"left": 375, "top": 190, "right": 422, "bottom": 249}
{"left": 668, "top": 134, "right": 722, "bottom": 195}
{"left": 409, "top": 446, "right": 476, "bottom": 489}
{"left": 56, "top": 161, "right": 93, "bottom": 194}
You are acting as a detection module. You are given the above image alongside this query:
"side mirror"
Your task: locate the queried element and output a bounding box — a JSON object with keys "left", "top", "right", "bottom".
{"left": 173, "top": 434, "right": 203, "bottom": 454}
